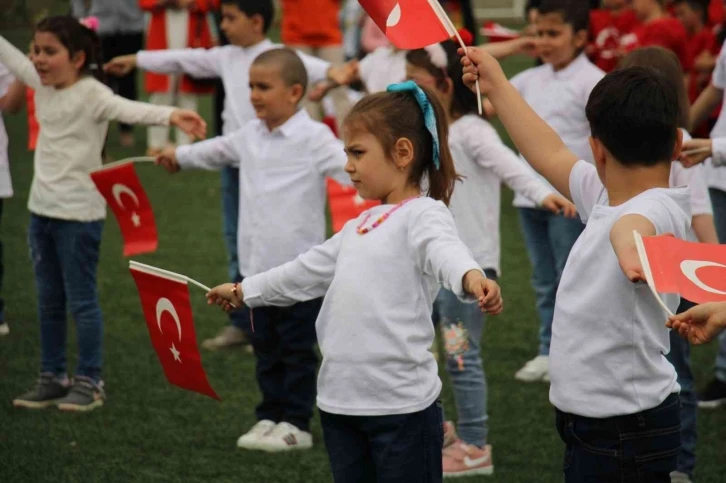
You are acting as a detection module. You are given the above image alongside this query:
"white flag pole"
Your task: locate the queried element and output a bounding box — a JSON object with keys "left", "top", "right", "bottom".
{"left": 632, "top": 230, "right": 674, "bottom": 317}
{"left": 92, "top": 156, "right": 157, "bottom": 172}
{"left": 129, "top": 260, "right": 212, "bottom": 294}
{"left": 429, "top": 0, "right": 483, "bottom": 115}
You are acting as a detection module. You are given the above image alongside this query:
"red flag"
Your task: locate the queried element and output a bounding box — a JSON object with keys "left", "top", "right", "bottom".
{"left": 327, "top": 179, "right": 380, "bottom": 233}
{"left": 359, "top": 0, "right": 456, "bottom": 49}
{"left": 641, "top": 235, "right": 726, "bottom": 304}
{"left": 90, "top": 162, "right": 158, "bottom": 256}
{"left": 130, "top": 265, "right": 220, "bottom": 400}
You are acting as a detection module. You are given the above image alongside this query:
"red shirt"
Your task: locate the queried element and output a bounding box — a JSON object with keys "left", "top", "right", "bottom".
{"left": 281, "top": 0, "right": 343, "bottom": 47}
{"left": 588, "top": 8, "right": 640, "bottom": 72}
{"left": 624, "top": 17, "right": 693, "bottom": 71}
{"left": 710, "top": 0, "right": 725, "bottom": 26}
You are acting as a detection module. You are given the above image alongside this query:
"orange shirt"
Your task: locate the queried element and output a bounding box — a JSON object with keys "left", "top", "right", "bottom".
{"left": 281, "top": 0, "right": 343, "bottom": 47}
{"left": 26, "top": 86, "right": 38, "bottom": 151}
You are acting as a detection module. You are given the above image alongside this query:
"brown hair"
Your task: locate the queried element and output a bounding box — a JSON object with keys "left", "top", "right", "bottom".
{"left": 252, "top": 47, "right": 308, "bottom": 93}
{"left": 617, "top": 46, "right": 690, "bottom": 129}
{"left": 344, "top": 85, "right": 458, "bottom": 205}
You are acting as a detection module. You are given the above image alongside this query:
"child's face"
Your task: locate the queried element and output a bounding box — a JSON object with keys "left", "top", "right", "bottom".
{"left": 535, "top": 13, "right": 587, "bottom": 71}
{"left": 404, "top": 63, "right": 450, "bottom": 107}
{"left": 674, "top": 3, "right": 702, "bottom": 31}
{"left": 631, "top": 0, "right": 658, "bottom": 19}
{"left": 342, "top": 128, "right": 407, "bottom": 202}
{"left": 602, "top": 0, "right": 627, "bottom": 9}
{"left": 220, "top": 4, "right": 265, "bottom": 47}
{"left": 248, "top": 63, "right": 302, "bottom": 128}
{"left": 32, "top": 31, "right": 83, "bottom": 88}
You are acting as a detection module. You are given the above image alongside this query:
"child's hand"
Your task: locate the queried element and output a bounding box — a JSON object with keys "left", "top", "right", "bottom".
{"left": 155, "top": 146, "right": 180, "bottom": 173}
{"left": 103, "top": 55, "right": 137, "bottom": 76}
{"left": 169, "top": 109, "right": 207, "bottom": 140}
{"left": 206, "top": 283, "right": 244, "bottom": 313}
{"left": 667, "top": 302, "right": 726, "bottom": 345}
{"left": 679, "top": 138, "right": 712, "bottom": 168}
{"left": 463, "top": 270, "right": 503, "bottom": 315}
{"left": 459, "top": 47, "right": 508, "bottom": 96}
{"left": 326, "top": 60, "right": 359, "bottom": 86}
{"left": 308, "top": 80, "right": 335, "bottom": 102}
{"left": 541, "top": 194, "right": 577, "bottom": 218}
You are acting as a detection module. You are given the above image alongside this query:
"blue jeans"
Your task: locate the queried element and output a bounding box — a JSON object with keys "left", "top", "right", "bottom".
{"left": 432, "top": 268, "right": 497, "bottom": 447}
{"left": 666, "top": 299, "right": 697, "bottom": 478}
{"left": 555, "top": 393, "right": 681, "bottom": 483}
{"left": 320, "top": 400, "right": 443, "bottom": 483}
{"left": 518, "top": 208, "right": 584, "bottom": 356}
{"left": 707, "top": 188, "right": 726, "bottom": 383}
{"left": 221, "top": 166, "right": 248, "bottom": 332}
{"left": 29, "top": 215, "right": 104, "bottom": 382}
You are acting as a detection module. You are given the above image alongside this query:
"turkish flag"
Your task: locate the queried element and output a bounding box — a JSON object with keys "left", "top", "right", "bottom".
{"left": 130, "top": 266, "right": 220, "bottom": 400}
{"left": 90, "top": 162, "right": 158, "bottom": 256}
{"left": 359, "top": 0, "right": 456, "bottom": 49}
{"left": 327, "top": 179, "right": 380, "bottom": 233}
{"left": 641, "top": 235, "right": 726, "bottom": 304}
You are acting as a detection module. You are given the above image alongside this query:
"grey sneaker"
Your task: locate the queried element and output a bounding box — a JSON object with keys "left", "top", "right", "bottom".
{"left": 0, "top": 322, "right": 8, "bottom": 336}
{"left": 670, "top": 471, "right": 693, "bottom": 483}
{"left": 201, "top": 325, "right": 249, "bottom": 351}
{"left": 56, "top": 376, "right": 106, "bottom": 412}
{"left": 13, "top": 373, "right": 70, "bottom": 409}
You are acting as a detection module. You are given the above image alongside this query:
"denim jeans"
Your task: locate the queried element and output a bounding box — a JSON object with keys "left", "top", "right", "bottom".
{"left": 555, "top": 393, "right": 681, "bottom": 483}
{"left": 221, "top": 166, "right": 247, "bottom": 332}
{"left": 432, "top": 268, "right": 497, "bottom": 447}
{"left": 29, "top": 215, "right": 104, "bottom": 382}
{"left": 707, "top": 188, "right": 726, "bottom": 383}
{"left": 320, "top": 400, "right": 443, "bottom": 483}
{"left": 245, "top": 298, "right": 321, "bottom": 431}
{"left": 666, "top": 299, "right": 697, "bottom": 478}
{"left": 518, "top": 208, "right": 584, "bottom": 356}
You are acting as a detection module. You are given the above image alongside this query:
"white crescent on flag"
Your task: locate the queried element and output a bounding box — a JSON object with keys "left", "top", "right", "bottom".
{"left": 387, "top": 3, "right": 401, "bottom": 27}
{"left": 680, "top": 260, "right": 726, "bottom": 295}
{"left": 111, "top": 183, "right": 140, "bottom": 210}
{"left": 155, "top": 297, "right": 183, "bottom": 362}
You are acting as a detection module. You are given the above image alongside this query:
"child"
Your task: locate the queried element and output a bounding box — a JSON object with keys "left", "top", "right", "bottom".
{"left": 463, "top": 43, "right": 690, "bottom": 483}
{"left": 405, "top": 39, "right": 575, "bottom": 477}
{"left": 156, "top": 48, "right": 350, "bottom": 452}
{"left": 588, "top": 0, "right": 640, "bottom": 72}
{"left": 485, "top": 0, "right": 604, "bottom": 383}
{"left": 204, "top": 80, "right": 503, "bottom": 482}
{"left": 105, "top": 0, "right": 353, "bottom": 351}
{"left": 0, "top": 61, "right": 13, "bottom": 337}
{"left": 0, "top": 16, "right": 205, "bottom": 412}
{"left": 670, "top": 302, "right": 726, "bottom": 344}
{"left": 624, "top": 0, "right": 692, "bottom": 71}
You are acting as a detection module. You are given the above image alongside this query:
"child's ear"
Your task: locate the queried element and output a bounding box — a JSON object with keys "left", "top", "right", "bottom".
{"left": 672, "top": 128, "right": 684, "bottom": 160}
{"left": 393, "top": 137, "right": 415, "bottom": 170}
{"left": 590, "top": 136, "right": 607, "bottom": 182}
{"left": 71, "top": 50, "right": 87, "bottom": 71}
{"left": 573, "top": 29, "right": 588, "bottom": 50}
{"left": 290, "top": 83, "right": 304, "bottom": 104}
{"left": 252, "top": 14, "right": 265, "bottom": 34}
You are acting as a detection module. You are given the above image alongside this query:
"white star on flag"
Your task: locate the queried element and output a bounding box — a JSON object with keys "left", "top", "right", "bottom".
{"left": 170, "top": 343, "right": 181, "bottom": 362}
{"left": 131, "top": 212, "right": 141, "bottom": 227}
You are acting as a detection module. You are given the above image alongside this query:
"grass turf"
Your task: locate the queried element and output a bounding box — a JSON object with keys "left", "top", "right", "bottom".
{"left": 1, "top": 31, "right": 725, "bottom": 483}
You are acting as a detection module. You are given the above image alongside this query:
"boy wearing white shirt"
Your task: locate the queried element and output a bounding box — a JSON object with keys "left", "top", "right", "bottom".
{"left": 463, "top": 46, "right": 691, "bottom": 481}
{"left": 0, "top": 61, "right": 13, "bottom": 336}
{"left": 157, "top": 48, "right": 349, "bottom": 452}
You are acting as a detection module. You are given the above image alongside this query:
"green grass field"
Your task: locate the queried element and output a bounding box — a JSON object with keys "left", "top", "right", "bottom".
{"left": 1, "top": 31, "right": 725, "bottom": 483}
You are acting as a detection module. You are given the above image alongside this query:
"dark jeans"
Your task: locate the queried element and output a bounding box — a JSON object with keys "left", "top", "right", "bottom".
{"left": 100, "top": 32, "right": 143, "bottom": 133}
{"left": 708, "top": 188, "right": 726, "bottom": 384}
{"left": 245, "top": 298, "right": 321, "bottom": 431}
{"left": 0, "top": 199, "right": 4, "bottom": 322}
{"left": 666, "top": 299, "right": 697, "bottom": 478}
{"left": 320, "top": 400, "right": 444, "bottom": 483}
{"left": 29, "top": 215, "right": 104, "bottom": 381}
{"left": 555, "top": 394, "right": 681, "bottom": 483}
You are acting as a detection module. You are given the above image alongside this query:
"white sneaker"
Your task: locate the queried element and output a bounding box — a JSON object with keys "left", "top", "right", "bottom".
{"left": 236, "top": 420, "right": 276, "bottom": 450}
{"left": 257, "top": 422, "right": 313, "bottom": 452}
{"left": 0, "top": 322, "right": 8, "bottom": 336}
{"left": 515, "top": 355, "right": 549, "bottom": 382}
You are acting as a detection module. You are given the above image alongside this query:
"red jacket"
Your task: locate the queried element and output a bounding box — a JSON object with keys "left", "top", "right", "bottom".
{"left": 139, "top": 0, "right": 219, "bottom": 94}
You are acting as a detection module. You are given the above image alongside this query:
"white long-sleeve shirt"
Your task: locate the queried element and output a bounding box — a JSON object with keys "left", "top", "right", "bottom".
{"left": 0, "top": 61, "right": 14, "bottom": 199}
{"left": 242, "top": 197, "right": 483, "bottom": 416}
{"left": 449, "top": 115, "right": 553, "bottom": 273}
{"left": 177, "top": 109, "right": 349, "bottom": 276}
{"left": 0, "top": 36, "right": 174, "bottom": 221}
{"left": 705, "top": 44, "right": 726, "bottom": 192}
{"left": 137, "top": 39, "right": 330, "bottom": 135}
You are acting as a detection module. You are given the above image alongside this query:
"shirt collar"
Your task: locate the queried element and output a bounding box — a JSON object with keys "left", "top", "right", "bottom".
{"left": 548, "top": 52, "right": 589, "bottom": 79}
{"left": 258, "top": 109, "right": 311, "bottom": 137}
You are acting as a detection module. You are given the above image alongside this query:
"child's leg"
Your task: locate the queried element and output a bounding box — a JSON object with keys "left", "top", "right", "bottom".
{"left": 174, "top": 93, "right": 198, "bottom": 146}
{"left": 249, "top": 306, "right": 285, "bottom": 424}
{"left": 366, "top": 400, "right": 443, "bottom": 483}
{"left": 706, "top": 188, "right": 726, "bottom": 401}
{"left": 0, "top": 199, "right": 4, "bottom": 325}
{"left": 320, "top": 409, "right": 376, "bottom": 483}
{"left": 147, "top": 92, "right": 172, "bottom": 151}
{"left": 221, "top": 167, "right": 246, "bottom": 333}
{"left": 29, "top": 215, "right": 68, "bottom": 377}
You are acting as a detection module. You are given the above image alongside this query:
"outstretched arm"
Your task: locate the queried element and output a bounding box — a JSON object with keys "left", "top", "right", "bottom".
{"left": 0, "top": 36, "right": 40, "bottom": 89}
{"left": 609, "top": 214, "right": 656, "bottom": 282}
{"left": 667, "top": 302, "right": 726, "bottom": 345}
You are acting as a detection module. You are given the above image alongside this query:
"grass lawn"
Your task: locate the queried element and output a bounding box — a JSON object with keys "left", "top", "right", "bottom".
{"left": 1, "top": 30, "right": 725, "bottom": 483}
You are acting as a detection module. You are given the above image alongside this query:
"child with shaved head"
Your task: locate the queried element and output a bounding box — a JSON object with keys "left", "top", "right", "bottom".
{"left": 155, "top": 48, "right": 351, "bottom": 452}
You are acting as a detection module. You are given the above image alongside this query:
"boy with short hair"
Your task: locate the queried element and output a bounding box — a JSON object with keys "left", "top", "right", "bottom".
{"left": 105, "top": 0, "right": 353, "bottom": 350}
{"left": 157, "top": 48, "right": 350, "bottom": 452}
{"left": 463, "top": 44, "right": 691, "bottom": 482}
{"left": 625, "top": 0, "right": 692, "bottom": 70}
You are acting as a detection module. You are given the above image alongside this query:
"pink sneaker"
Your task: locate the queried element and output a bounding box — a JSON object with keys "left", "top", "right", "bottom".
{"left": 443, "top": 442, "right": 494, "bottom": 478}
{"left": 443, "top": 421, "right": 458, "bottom": 449}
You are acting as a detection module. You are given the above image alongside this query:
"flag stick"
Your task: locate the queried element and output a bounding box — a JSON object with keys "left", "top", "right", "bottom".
{"left": 632, "top": 231, "right": 674, "bottom": 317}
{"left": 681, "top": 147, "right": 711, "bottom": 156}
{"left": 429, "top": 0, "right": 483, "bottom": 115}
{"left": 129, "top": 260, "right": 230, "bottom": 305}
{"left": 92, "top": 156, "right": 157, "bottom": 172}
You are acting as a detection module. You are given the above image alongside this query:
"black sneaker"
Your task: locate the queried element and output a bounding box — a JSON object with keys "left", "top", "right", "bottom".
{"left": 13, "top": 373, "right": 70, "bottom": 409}
{"left": 697, "top": 378, "right": 726, "bottom": 409}
{"left": 56, "top": 376, "right": 106, "bottom": 412}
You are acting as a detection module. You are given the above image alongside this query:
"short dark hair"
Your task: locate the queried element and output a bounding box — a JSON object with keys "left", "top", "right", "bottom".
{"left": 221, "top": 0, "right": 274, "bottom": 33}
{"left": 538, "top": 0, "right": 590, "bottom": 32}
{"left": 673, "top": 0, "right": 710, "bottom": 23}
{"left": 252, "top": 48, "right": 308, "bottom": 93}
{"left": 586, "top": 67, "right": 679, "bottom": 166}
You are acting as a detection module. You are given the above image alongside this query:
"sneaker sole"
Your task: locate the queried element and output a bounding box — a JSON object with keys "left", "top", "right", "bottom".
{"left": 257, "top": 443, "right": 313, "bottom": 453}
{"left": 13, "top": 398, "right": 62, "bottom": 409}
{"left": 57, "top": 400, "right": 104, "bottom": 412}
{"left": 444, "top": 466, "right": 495, "bottom": 478}
{"left": 697, "top": 398, "right": 726, "bottom": 409}
{"left": 514, "top": 373, "right": 548, "bottom": 382}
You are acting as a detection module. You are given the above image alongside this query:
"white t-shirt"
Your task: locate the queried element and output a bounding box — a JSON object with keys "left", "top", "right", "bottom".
{"left": 706, "top": 43, "right": 726, "bottom": 192}
{"left": 448, "top": 115, "right": 552, "bottom": 274}
{"left": 242, "top": 197, "right": 482, "bottom": 416}
{"left": 549, "top": 161, "right": 691, "bottom": 418}
{"left": 0, "top": 61, "right": 14, "bottom": 198}
{"left": 509, "top": 53, "right": 604, "bottom": 208}
{"left": 359, "top": 46, "right": 407, "bottom": 94}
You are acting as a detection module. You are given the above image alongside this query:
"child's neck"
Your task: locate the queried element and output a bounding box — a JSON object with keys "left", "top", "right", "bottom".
{"left": 604, "top": 163, "right": 671, "bottom": 206}
{"left": 643, "top": 5, "right": 666, "bottom": 23}
{"left": 688, "top": 20, "right": 705, "bottom": 35}
{"left": 383, "top": 184, "right": 421, "bottom": 205}
{"left": 609, "top": 6, "right": 626, "bottom": 16}
{"left": 550, "top": 54, "right": 579, "bottom": 72}
{"left": 54, "top": 74, "right": 82, "bottom": 90}
{"left": 263, "top": 109, "right": 298, "bottom": 131}
{"left": 235, "top": 35, "right": 267, "bottom": 49}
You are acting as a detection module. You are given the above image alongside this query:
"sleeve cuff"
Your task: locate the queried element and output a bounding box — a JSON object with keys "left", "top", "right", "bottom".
{"left": 241, "top": 276, "right": 265, "bottom": 308}
{"left": 176, "top": 145, "right": 193, "bottom": 169}
{"left": 451, "top": 263, "right": 485, "bottom": 304}
{"left": 713, "top": 138, "right": 726, "bottom": 167}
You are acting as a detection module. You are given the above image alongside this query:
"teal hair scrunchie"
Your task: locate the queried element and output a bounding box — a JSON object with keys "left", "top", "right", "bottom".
{"left": 386, "top": 81, "right": 441, "bottom": 170}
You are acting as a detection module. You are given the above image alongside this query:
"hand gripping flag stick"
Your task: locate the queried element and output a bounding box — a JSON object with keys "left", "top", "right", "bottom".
{"left": 633, "top": 230, "right": 674, "bottom": 317}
